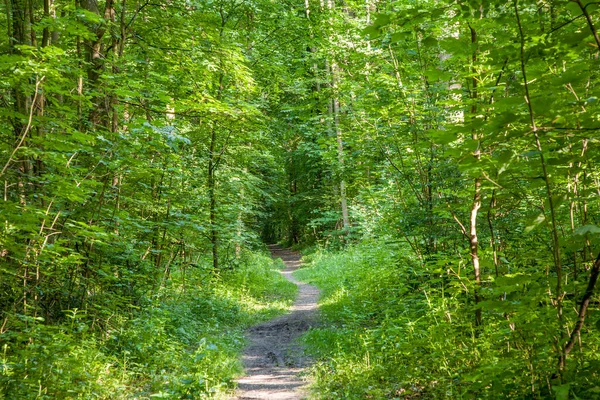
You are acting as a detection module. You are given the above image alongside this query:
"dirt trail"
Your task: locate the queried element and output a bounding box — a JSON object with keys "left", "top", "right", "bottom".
{"left": 234, "top": 245, "right": 319, "bottom": 400}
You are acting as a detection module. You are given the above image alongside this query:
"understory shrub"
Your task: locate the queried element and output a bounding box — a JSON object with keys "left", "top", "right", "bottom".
{"left": 1, "top": 249, "right": 296, "bottom": 399}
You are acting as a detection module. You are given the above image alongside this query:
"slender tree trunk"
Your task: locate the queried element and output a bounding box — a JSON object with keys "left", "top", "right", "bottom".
{"left": 556, "top": 0, "right": 600, "bottom": 373}
{"left": 332, "top": 63, "right": 350, "bottom": 230}
{"left": 207, "top": 7, "right": 230, "bottom": 269}
{"left": 487, "top": 190, "right": 499, "bottom": 277}
{"left": 41, "top": 0, "right": 50, "bottom": 46}
{"left": 82, "top": 0, "right": 115, "bottom": 127}
{"left": 470, "top": 178, "right": 482, "bottom": 325}
{"left": 468, "top": 22, "right": 482, "bottom": 326}
{"left": 560, "top": 252, "right": 600, "bottom": 369}
{"left": 514, "top": 0, "right": 566, "bottom": 374}
{"left": 10, "top": 0, "right": 29, "bottom": 316}
{"left": 326, "top": 0, "right": 350, "bottom": 232}
{"left": 208, "top": 70, "right": 224, "bottom": 270}
{"left": 287, "top": 147, "right": 299, "bottom": 244}
{"left": 4, "top": 0, "right": 11, "bottom": 50}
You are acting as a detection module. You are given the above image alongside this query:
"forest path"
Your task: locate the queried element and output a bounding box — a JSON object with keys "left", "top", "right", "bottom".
{"left": 233, "top": 245, "right": 319, "bottom": 400}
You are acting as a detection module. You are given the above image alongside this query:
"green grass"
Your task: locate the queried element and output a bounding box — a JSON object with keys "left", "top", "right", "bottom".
{"left": 295, "top": 242, "right": 600, "bottom": 399}
{"left": 1, "top": 250, "right": 296, "bottom": 399}
{"left": 295, "top": 242, "right": 491, "bottom": 399}
{"left": 294, "top": 242, "right": 429, "bottom": 399}
{"left": 294, "top": 242, "right": 506, "bottom": 399}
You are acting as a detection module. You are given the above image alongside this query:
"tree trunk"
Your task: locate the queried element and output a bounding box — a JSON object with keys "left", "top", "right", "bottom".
{"left": 330, "top": 62, "right": 350, "bottom": 231}
{"left": 469, "top": 23, "right": 482, "bottom": 326}
{"left": 208, "top": 65, "right": 224, "bottom": 269}
{"left": 82, "top": 0, "right": 115, "bottom": 127}
{"left": 326, "top": 0, "right": 350, "bottom": 232}
{"left": 560, "top": 252, "right": 600, "bottom": 370}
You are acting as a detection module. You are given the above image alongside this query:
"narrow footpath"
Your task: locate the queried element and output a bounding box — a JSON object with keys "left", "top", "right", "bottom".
{"left": 234, "top": 245, "right": 320, "bottom": 400}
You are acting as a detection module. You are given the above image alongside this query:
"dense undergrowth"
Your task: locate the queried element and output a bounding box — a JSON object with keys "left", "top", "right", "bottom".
{"left": 295, "top": 242, "right": 600, "bottom": 400}
{"left": 1, "top": 250, "right": 296, "bottom": 399}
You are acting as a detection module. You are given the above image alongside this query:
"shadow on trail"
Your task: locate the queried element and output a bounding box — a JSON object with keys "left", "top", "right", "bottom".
{"left": 234, "top": 245, "right": 319, "bottom": 400}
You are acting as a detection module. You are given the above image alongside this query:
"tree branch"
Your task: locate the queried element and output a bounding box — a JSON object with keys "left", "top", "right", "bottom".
{"left": 1, "top": 76, "right": 45, "bottom": 178}
{"left": 563, "top": 252, "right": 600, "bottom": 356}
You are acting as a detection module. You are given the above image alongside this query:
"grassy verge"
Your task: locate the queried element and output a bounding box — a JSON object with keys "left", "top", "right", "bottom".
{"left": 1, "top": 250, "right": 296, "bottom": 399}
{"left": 294, "top": 242, "right": 423, "bottom": 399}
{"left": 295, "top": 242, "right": 479, "bottom": 399}
{"left": 295, "top": 241, "right": 600, "bottom": 399}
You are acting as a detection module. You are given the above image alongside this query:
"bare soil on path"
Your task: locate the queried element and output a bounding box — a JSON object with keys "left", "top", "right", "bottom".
{"left": 233, "top": 245, "right": 319, "bottom": 400}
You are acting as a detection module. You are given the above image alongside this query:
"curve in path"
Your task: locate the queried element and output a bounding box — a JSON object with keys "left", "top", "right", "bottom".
{"left": 234, "top": 245, "right": 319, "bottom": 400}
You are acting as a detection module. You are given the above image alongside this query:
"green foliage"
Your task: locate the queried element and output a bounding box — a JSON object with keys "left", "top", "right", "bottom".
{"left": 1, "top": 250, "right": 296, "bottom": 399}
{"left": 267, "top": 1, "right": 600, "bottom": 396}
{"left": 2, "top": 0, "right": 600, "bottom": 397}
{"left": 0, "top": 0, "right": 299, "bottom": 396}
{"left": 297, "top": 243, "right": 600, "bottom": 399}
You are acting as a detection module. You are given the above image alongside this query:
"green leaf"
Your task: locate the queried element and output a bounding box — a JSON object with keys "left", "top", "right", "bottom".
{"left": 391, "top": 31, "right": 411, "bottom": 43}
{"left": 422, "top": 37, "right": 438, "bottom": 47}
{"left": 574, "top": 225, "right": 600, "bottom": 236}
{"left": 150, "top": 393, "right": 171, "bottom": 398}
{"left": 363, "top": 25, "right": 381, "bottom": 39}
{"left": 428, "top": 129, "right": 456, "bottom": 145}
{"left": 373, "top": 13, "right": 390, "bottom": 28}
{"left": 525, "top": 213, "right": 546, "bottom": 233}
{"left": 566, "top": 2, "right": 581, "bottom": 16}
{"left": 553, "top": 383, "right": 570, "bottom": 400}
